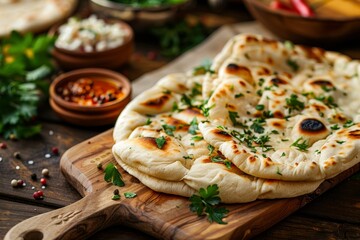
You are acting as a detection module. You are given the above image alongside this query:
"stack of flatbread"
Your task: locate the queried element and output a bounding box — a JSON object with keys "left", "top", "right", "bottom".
{"left": 0, "top": 0, "right": 77, "bottom": 37}
{"left": 113, "top": 34, "right": 360, "bottom": 203}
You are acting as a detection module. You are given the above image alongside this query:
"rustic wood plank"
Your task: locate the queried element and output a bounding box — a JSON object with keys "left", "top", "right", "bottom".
{"left": 5, "top": 129, "right": 355, "bottom": 240}
{"left": 255, "top": 215, "right": 360, "bottom": 240}
{"left": 0, "top": 122, "right": 102, "bottom": 207}
{"left": 299, "top": 179, "right": 360, "bottom": 224}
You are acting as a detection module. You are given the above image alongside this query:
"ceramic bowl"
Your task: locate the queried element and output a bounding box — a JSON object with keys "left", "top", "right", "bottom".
{"left": 90, "top": 0, "right": 192, "bottom": 30}
{"left": 49, "top": 18, "right": 134, "bottom": 70}
{"left": 49, "top": 68, "right": 131, "bottom": 126}
{"left": 243, "top": 0, "right": 360, "bottom": 46}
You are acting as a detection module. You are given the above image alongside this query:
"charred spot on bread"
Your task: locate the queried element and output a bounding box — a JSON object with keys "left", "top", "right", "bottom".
{"left": 142, "top": 95, "right": 170, "bottom": 108}
{"left": 225, "top": 64, "right": 253, "bottom": 84}
{"left": 270, "top": 77, "right": 288, "bottom": 85}
{"left": 299, "top": 118, "right": 327, "bottom": 134}
{"left": 348, "top": 129, "right": 360, "bottom": 139}
{"left": 182, "top": 108, "right": 203, "bottom": 117}
{"left": 310, "top": 79, "right": 334, "bottom": 88}
{"left": 212, "top": 129, "right": 232, "bottom": 140}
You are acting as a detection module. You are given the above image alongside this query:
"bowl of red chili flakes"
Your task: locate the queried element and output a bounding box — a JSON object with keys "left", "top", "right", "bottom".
{"left": 49, "top": 68, "right": 131, "bottom": 126}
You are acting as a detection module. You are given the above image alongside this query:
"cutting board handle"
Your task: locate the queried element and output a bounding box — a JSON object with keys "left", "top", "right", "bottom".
{"left": 4, "top": 188, "right": 120, "bottom": 240}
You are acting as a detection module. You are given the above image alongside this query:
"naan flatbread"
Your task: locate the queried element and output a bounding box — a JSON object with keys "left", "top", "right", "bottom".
{"left": 113, "top": 34, "right": 360, "bottom": 203}
{"left": 0, "top": 0, "right": 77, "bottom": 37}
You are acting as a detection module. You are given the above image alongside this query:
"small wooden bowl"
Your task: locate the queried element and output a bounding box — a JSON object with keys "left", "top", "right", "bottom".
{"left": 243, "top": 0, "right": 360, "bottom": 46}
{"left": 50, "top": 18, "right": 134, "bottom": 70}
{"left": 49, "top": 68, "right": 131, "bottom": 126}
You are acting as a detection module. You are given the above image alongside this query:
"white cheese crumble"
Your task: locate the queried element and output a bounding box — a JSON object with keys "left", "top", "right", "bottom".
{"left": 55, "top": 15, "right": 129, "bottom": 52}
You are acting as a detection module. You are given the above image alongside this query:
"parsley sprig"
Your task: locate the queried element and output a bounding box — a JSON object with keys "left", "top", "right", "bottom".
{"left": 189, "top": 184, "right": 229, "bottom": 224}
{"left": 104, "top": 163, "right": 125, "bottom": 187}
{"left": 291, "top": 138, "right": 309, "bottom": 151}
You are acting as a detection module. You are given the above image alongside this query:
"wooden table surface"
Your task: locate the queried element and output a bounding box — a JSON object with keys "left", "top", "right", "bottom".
{"left": 1, "top": 1, "right": 360, "bottom": 239}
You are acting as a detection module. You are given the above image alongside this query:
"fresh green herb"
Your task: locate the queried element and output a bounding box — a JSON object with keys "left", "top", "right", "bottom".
{"left": 315, "top": 95, "right": 338, "bottom": 108}
{"left": 286, "top": 94, "right": 305, "bottom": 113}
{"left": 263, "top": 110, "right": 274, "bottom": 118}
{"left": 291, "top": 138, "right": 309, "bottom": 151}
{"left": 330, "top": 124, "right": 340, "bottom": 130}
{"left": 255, "top": 104, "right": 265, "bottom": 111}
{"left": 281, "top": 152, "right": 286, "bottom": 157}
{"left": 207, "top": 144, "right": 215, "bottom": 155}
{"left": 181, "top": 94, "right": 192, "bottom": 107}
{"left": 155, "top": 136, "right": 167, "bottom": 149}
{"left": 112, "top": 194, "right": 121, "bottom": 200}
{"left": 276, "top": 167, "right": 283, "bottom": 176}
{"left": 104, "top": 163, "right": 125, "bottom": 187}
{"left": 145, "top": 118, "right": 152, "bottom": 125}
{"left": 284, "top": 40, "right": 294, "bottom": 50}
{"left": 189, "top": 117, "right": 198, "bottom": 135}
{"left": 336, "top": 140, "right": 345, "bottom": 144}
{"left": 191, "top": 135, "right": 203, "bottom": 141}
{"left": 189, "top": 184, "right": 229, "bottom": 224}
{"left": 0, "top": 31, "right": 55, "bottom": 139}
{"left": 254, "top": 134, "right": 273, "bottom": 152}
{"left": 250, "top": 118, "right": 265, "bottom": 134}
{"left": 256, "top": 89, "right": 263, "bottom": 97}
{"left": 201, "top": 102, "right": 213, "bottom": 117}
{"left": 162, "top": 124, "right": 176, "bottom": 136}
{"left": 151, "top": 20, "right": 212, "bottom": 57}
{"left": 228, "top": 111, "right": 240, "bottom": 126}
{"left": 315, "top": 149, "right": 321, "bottom": 154}
{"left": 234, "top": 93, "right": 244, "bottom": 98}
{"left": 172, "top": 101, "right": 179, "bottom": 112}
{"left": 210, "top": 156, "right": 232, "bottom": 169}
{"left": 343, "top": 120, "right": 355, "bottom": 128}
{"left": 124, "top": 192, "right": 137, "bottom": 198}
{"left": 162, "top": 89, "right": 171, "bottom": 94}
{"left": 286, "top": 59, "right": 299, "bottom": 72}
{"left": 258, "top": 78, "right": 265, "bottom": 87}
{"left": 190, "top": 82, "right": 202, "bottom": 97}
{"left": 321, "top": 85, "right": 336, "bottom": 92}
{"left": 183, "top": 155, "right": 194, "bottom": 160}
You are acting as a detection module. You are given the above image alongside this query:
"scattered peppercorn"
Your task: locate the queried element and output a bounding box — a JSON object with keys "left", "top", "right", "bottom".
{"left": 31, "top": 173, "right": 37, "bottom": 181}
{"left": 0, "top": 142, "right": 7, "bottom": 149}
{"left": 33, "top": 190, "right": 44, "bottom": 200}
{"left": 13, "top": 152, "right": 21, "bottom": 159}
{"left": 113, "top": 189, "right": 119, "bottom": 195}
{"left": 42, "top": 168, "right": 49, "bottom": 177}
{"left": 97, "top": 162, "right": 103, "bottom": 170}
{"left": 51, "top": 147, "right": 59, "bottom": 155}
{"left": 11, "top": 179, "right": 18, "bottom": 187}
{"left": 40, "top": 178, "right": 47, "bottom": 186}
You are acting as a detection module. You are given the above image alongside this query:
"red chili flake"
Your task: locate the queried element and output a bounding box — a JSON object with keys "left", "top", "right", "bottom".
{"left": 0, "top": 142, "right": 7, "bottom": 149}
{"left": 51, "top": 147, "right": 59, "bottom": 155}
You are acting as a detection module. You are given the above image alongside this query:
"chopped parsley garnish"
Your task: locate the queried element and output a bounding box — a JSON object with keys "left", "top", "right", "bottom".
{"left": 256, "top": 89, "right": 263, "bottom": 97}
{"left": 343, "top": 120, "right": 355, "bottom": 128}
{"left": 210, "top": 156, "right": 232, "bottom": 169}
{"left": 191, "top": 136, "right": 203, "bottom": 141}
{"left": 172, "top": 102, "right": 179, "bottom": 112}
{"left": 286, "top": 59, "right": 299, "bottom": 72}
{"left": 250, "top": 118, "right": 265, "bottom": 134}
{"left": 162, "top": 89, "right": 171, "bottom": 94}
{"left": 321, "top": 85, "right": 336, "bottom": 92}
{"left": 281, "top": 152, "right": 286, "bottom": 157}
{"left": 255, "top": 104, "right": 265, "bottom": 111}
{"left": 258, "top": 78, "right": 265, "bottom": 87}
{"left": 207, "top": 144, "right": 215, "bottom": 155}
{"left": 181, "top": 94, "right": 192, "bottom": 107}
{"left": 228, "top": 111, "right": 240, "bottom": 126}
{"left": 263, "top": 110, "right": 274, "bottom": 118}
{"left": 155, "top": 136, "right": 166, "bottom": 149}
{"left": 189, "top": 184, "right": 229, "bottom": 224}
{"left": 315, "top": 95, "right": 338, "bottom": 108}
{"left": 291, "top": 138, "right": 309, "bottom": 151}
{"left": 193, "top": 63, "right": 215, "bottom": 76}
{"left": 104, "top": 163, "right": 125, "bottom": 187}
{"left": 183, "top": 155, "right": 194, "bottom": 160}
{"left": 235, "top": 93, "right": 244, "bottom": 98}
{"left": 162, "top": 124, "right": 176, "bottom": 136}
{"left": 190, "top": 82, "right": 202, "bottom": 97}
{"left": 285, "top": 94, "right": 305, "bottom": 113}
{"left": 124, "top": 192, "right": 137, "bottom": 199}
{"left": 336, "top": 140, "right": 345, "bottom": 144}
{"left": 330, "top": 124, "right": 340, "bottom": 130}
{"left": 276, "top": 167, "right": 283, "bottom": 176}
{"left": 189, "top": 117, "right": 199, "bottom": 135}
{"left": 145, "top": 118, "right": 152, "bottom": 125}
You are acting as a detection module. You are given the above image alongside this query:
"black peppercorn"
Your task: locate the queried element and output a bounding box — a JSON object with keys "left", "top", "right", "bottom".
{"left": 31, "top": 173, "right": 37, "bottom": 181}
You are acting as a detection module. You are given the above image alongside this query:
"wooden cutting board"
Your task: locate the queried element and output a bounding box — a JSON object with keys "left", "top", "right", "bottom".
{"left": 5, "top": 129, "right": 360, "bottom": 240}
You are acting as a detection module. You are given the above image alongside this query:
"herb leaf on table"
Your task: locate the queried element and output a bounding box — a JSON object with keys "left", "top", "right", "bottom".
{"left": 189, "top": 184, "right": 229, "bottom": 224}
{"left": 104, "top": 163, "right": 125, "bottom": 187}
